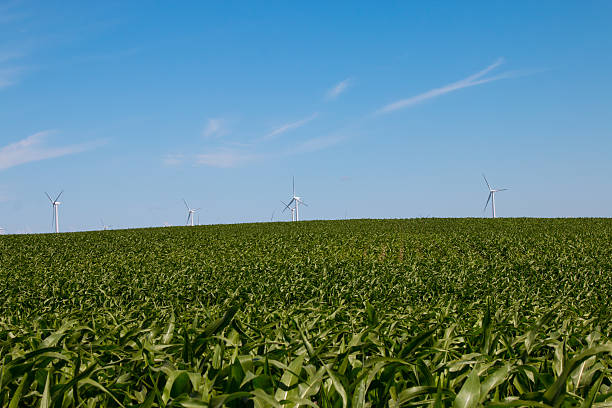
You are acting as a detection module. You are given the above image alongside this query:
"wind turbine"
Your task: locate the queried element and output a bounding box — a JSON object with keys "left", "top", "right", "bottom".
{"left": 280, "top": 200, "right": 295, "bottom": 221}
{"left": 0, "top": 227, "right": 5, "bottom": 235}
{"left": 282, "top": 177, "right": 307, "bottom": 221}
{"left": 100, "top": 219, "right": 111, "bottom": 231}
{"left": 45, "top": 191, "right": 63, "bottom": 233}
{"left": 482, "top": 174, "right": 508, "bottom": 218}
{"left": 183, "top": 199, "right": 200, "bottom": 226}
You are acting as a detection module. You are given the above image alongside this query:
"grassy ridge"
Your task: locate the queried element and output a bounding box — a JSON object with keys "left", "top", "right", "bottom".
{"left": 0, "top": 219, "right": 611, "bottom": 406}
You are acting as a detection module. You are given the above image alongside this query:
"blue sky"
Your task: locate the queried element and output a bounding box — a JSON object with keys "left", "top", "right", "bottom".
{"left": 1, "top": 1, "right": 611, "bottom": 233}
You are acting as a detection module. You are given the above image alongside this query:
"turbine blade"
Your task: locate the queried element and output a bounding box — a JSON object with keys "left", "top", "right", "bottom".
{"left": 282, "top": 199, "right": 293, "bottom": 212}
{"left": 483, "top": 192, "right": 492, "bottom": 212}
{"left": 183, "top": 199, "right": 190, "bottom": 210}
{"left": 497, "top": 188, "right": 509, "bottom": 192}
{"left": 55, "top": 191, "right": 64, "bottom": 202}
{"left": 482, "top": 174, "right": 491, "bottom": 191}
{"left": 187, "top": 213, "right": 191, "bottom": 225}
{"left": 299, "top": 200, "right": 308, "bottom": 207}
{"left": 45, "top": 192, "right": 53, "bottom": 203}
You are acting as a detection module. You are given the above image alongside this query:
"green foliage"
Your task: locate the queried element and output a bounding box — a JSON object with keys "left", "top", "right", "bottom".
{"left": 0, "top": 218, "right": 611, "bottom": 407}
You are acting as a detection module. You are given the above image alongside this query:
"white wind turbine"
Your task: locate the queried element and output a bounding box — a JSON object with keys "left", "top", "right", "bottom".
{"left": 183, "top": 199, "right": 200, "bottom": 226}
{"left": 100, "top": 219, "right": 111, "bottom": 231}
{"left": 282, "top": 177, "right": 307, "bottom": 221}
{"left": 483, "top": 174, "right": 508, "bottom": 218}
{"left": 45, "top": 191, "right": 63, "bottom": 233}
{"left": 280, "top": 200, "right": 295, "bottom": 222}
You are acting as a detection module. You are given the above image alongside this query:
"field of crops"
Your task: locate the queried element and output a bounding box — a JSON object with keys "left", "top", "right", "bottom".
{"left": 0, "top": 218, "right": 611, "bottom": 407}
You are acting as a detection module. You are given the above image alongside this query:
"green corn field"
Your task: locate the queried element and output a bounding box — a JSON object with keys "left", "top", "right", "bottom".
{"left": 0, "top": 218, "right": 610, "bottom": 407}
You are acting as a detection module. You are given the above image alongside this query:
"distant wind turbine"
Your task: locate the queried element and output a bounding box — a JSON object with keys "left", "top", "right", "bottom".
{"left": 45, "top": 191, "right": 63, "bottom": 233}
{"left": 183, "top": 199, "right": 200, "bottom": 226}
{"left": 280, "top": 200, "right": 295, "bottom": 221}
{"left": 100, "top": 219, "right": 111, "bottom": 231}
{"left": 282, "top": 177, "right": 307, "bottom": 221}
{"left": 0, "top": 227, "right": 5, "bottom": 235}
{"left": 483, "top": 174, "right": 508, "bottom": 218}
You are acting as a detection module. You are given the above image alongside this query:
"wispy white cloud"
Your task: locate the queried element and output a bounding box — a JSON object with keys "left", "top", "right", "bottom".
{"left": 192, "top": 114, "right": 346, "bottom": 168}
{"left": 286, "top": 133, "right": 347, "bottom": 155}
{"left": 0, "top": 50, "right": 27, "bottom": 89}
{"left": 325, "top": 78, "right": 352, "bottom": 100}
{"left": 203, "top": 118, "right": 227, "bottom": 138}
{"left": 170, "top": 59, "right": 534, "bottom": 170}
{"left": 262, "top": 113, "right": 318, "bottom": 141}
{"left": 0, "top": 131, "right": 104, "bottom": 171}
{"left": 195, "top": 132, "right": 345, "bottom": 169}
{"left": 375, "top": 58, "right": 517, "bottom": 115}
{"left": 196, "top": 149, "right": 255, "bottom": 168}
{"left": 0, "top": 50, "right": 25, "bottom": 63}
{"left": 162, "top": 154, "right": 184, "bottom": 166}
{"left": 0, "top": 67, "right": 24, "bottom": 89}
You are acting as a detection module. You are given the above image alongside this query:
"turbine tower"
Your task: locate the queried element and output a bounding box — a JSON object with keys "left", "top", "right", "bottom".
{"left": 183, "top": 199, "right": 200, "bottom": 226}
{"left": 282, "top": 177, "right": 307, "bottom": 221}
{"left": 483, "top": 174, "right": 508, "bottom": 218}
{"left": 45, "top": 191, "right": 63, "bottom": 233}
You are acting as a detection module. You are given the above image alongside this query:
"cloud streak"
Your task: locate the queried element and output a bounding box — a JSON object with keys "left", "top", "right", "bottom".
{"left": 0, "top": 131, "right": 103, "bottom": 171}
{"left": 262, "top": 113, "right": 318, "bottom": 141}
{"left": 194, "top": 133, "right": 345, "bottom": 169}
{"left": 0, "top": 67, "right": 23, "bottom": 89}
{"left": 162, "top": 154, "right": 184, "bottom": 166}
{"left": 375, "top": 58, "right": 514, "bottom": 115}
{"left": 325, "top": 78, "right": 352, "bottom": 100}
{"left": 203, "top": 118, "right": 226, "bottom": 138}
{"left": 175, "top": 58, "right": 530, "bottom": 169}
{"left": 0, "top": 50, "right": 26, "bottom": 89}
{"left": 285, "top": 133, "right": 347, "bottom": 155}
{"left": 196, "top": 149, "right": 255, "bottom": 168}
